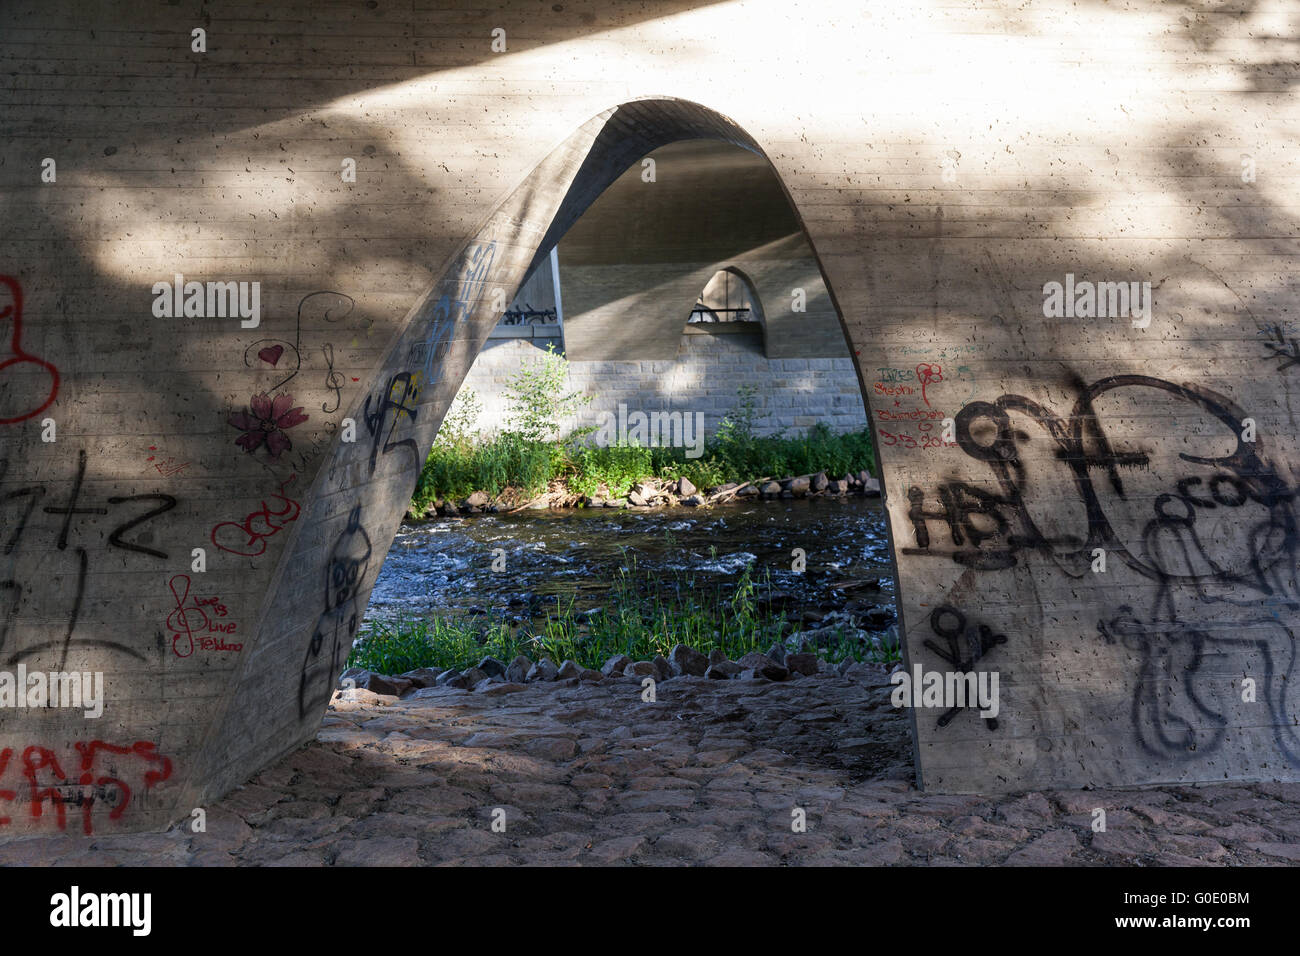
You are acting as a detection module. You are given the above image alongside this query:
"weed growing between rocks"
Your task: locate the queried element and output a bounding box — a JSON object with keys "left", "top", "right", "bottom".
{"left": 347, "top": 563, "right": 902, "bottom": 684}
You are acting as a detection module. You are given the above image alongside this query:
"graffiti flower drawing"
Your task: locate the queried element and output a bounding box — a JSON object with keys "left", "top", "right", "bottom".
{"left": 228, "top": 392, "right": 308, "bottom": 459}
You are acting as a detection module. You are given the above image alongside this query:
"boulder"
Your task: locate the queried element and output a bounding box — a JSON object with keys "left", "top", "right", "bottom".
{"left": 466, "top": 490, "right": 490, "bottom": 508}
{"left": 669, "top": 644, "right": 708, "bottom": 677}
{"left": 677, "top": 476, "right": 697, "bottom": 497}
{"left": 708, "top": 648, "right": 728, "bottom": 666}
{"left": 651, "top": 655, "right": 672, "bottom": 681}
{"left": 628, "top": 490, "right": 647, "bottom": 507}
{"left": 477, "top": 656, "right": 507, "bottom": 679}
{"left": 623, "top": 660, "right": 656, "bottom": 678}
{"left": 505, "top": 654, "right": 532, "bottom": 683}
{"left": 812, "top": 471, "right": 829, "bottom": 493}
{"left": 788, "top": 476, "right": 811, "bottom": 496}
{"left": 766, "top": 643, "right": 787, "bottom": 665}
{"left": 579, "top": 669, "right": 604, "bottom": 682}
{"left": 760, "top": 481, "right": 782, "bottom": 497}
{"left": 400, "top": 667, "right": 444, "bottom": 689}
{"left": 601, "top": 654, "right": 633, "bottom": 677}
{"left": 556, "top": 659, "right": 584, "bottom": 679}
{"left": 446, "top": 667, "right": 486, "bottom": 689}
{"left": 526, "top": 658, "right": 559, "bottom": 682}
{"left": 785, "top": 653, "right": 819, "bottom": 677}
{"left": 362, "top": 673, "right": 410, "bottom": 696}
{"left": 862, "top": 476, "right": 881, "bottom": 497}
{"left": 705, "top": 660, "right": 742, "bottom": 679}
{"left": 736, "top": 651, "right": 789, "bottom": 680}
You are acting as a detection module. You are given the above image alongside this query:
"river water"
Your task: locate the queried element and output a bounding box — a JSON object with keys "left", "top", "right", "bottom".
{"left": 364, "top": 497, "right": 899, "bottom": 635}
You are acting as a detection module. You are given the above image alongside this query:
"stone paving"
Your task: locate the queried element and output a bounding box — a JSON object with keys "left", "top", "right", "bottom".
{"left": 2, "top": 666, "right": 1299, "bottom": 866}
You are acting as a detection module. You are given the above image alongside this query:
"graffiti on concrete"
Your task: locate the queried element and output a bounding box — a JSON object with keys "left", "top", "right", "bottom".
{"left": 1, "top": 740, "right": 172, "bottom": 835}
{"left": 166, "top": 574, "right": 242, "bottom": 658}
{"left": 210, "top": 474, "right": 301, "bottom": 558}
{"left": 298, "top": 504, "right": 373, "bottom": 719}
{"left": 1, "top": 450, "right": 175, "bottom": 667}
{"left": 0, "top": 275, "right": 59, "bottom": 425}
{"left": 901, "top": 373, "right": 1300, "bottom": 763}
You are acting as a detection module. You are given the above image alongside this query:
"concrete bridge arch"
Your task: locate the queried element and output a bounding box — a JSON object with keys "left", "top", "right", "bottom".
{"left": 2, "top": 0, "right": 1298, "bottom": 836}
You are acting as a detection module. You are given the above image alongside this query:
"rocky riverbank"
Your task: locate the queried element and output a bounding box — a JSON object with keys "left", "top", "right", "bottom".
{"left": 409, "top": 469, "right": 882, "bottom": 519}
{"left": 341, "top": 639, "right": 870, "bottom": 698}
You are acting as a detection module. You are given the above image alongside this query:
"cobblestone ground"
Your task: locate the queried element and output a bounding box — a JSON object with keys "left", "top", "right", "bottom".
{"left": 2, "top": 668, "right": 1299, "bottom": 866}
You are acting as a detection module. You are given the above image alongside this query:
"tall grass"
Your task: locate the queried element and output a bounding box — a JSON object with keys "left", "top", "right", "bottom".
{"left": 348, "top": 564, "right": 901, "bottom": 675}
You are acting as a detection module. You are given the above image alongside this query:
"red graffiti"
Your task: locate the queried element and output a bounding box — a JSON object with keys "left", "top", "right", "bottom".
{"left": 211, "top": 475, "right": 301, "bottom": 556}
{"left": 0, "top": 274, "right": 60, "bottom": 424}
{"left": 167, "top": 574, "right": 242, "bottom": 658}
{"left": 915, "top": 363, "right": 943, "bottom": 408}
{"left": 1, "top": 740, "right": 172, "bottom": 835}
{"left": 146, "top": 444, "right": 191, "bottom": 477}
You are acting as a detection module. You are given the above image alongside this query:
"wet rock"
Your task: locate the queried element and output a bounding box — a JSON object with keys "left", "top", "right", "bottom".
{"left": 680, "top": 494, "right": 703, "bottom": 506}
{"left": 862, "top": 475, "right": 881, "bottom": 496}
{"left": 760, "top": 481, "right": 782, "bottom": 497}
{"left": 601, "top": 654, "right": 632, "bottom": 677}
{"left": 786, "top": 653, "right": 819, "bottom": 677}
{"left": 477, "top": 656, "right": 507, "bottom": 679}
{"left": 677, "top": 476, "right": 697, "bottom": 497}
{"left": 556, "top": 659, "right": 584, "bottom": 680}
{"left": 736, "top": 484, "right": 759, "bottom": 498}
{"left": 608, "top": 498, "right": 628, "bottom": 509}
{"left": 706, "top": 660, "right": 742, "bottom": 679}
{"left": 827, "top": 479, "right": 847, "bottom": 495}
{"left": 669, "top": 644, "right": 708, "bottom": 677}
{"left": 505, "top": 655, "right": 532, "bottom": 683}
{"left": 526, "top": 658, "right": 558, "bottom": 682}
{"left": 788, "top": 476, "right": 811, "bottom": 496}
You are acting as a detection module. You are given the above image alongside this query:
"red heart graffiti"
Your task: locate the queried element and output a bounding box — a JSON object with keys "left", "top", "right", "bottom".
{"left": 258, "top": 345, "right": 285, "bottom": 366}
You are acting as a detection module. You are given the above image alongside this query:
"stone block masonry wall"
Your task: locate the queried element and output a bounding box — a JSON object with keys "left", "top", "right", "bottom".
{"left": 456, "top": 331, "right": 868, "bottom": 442}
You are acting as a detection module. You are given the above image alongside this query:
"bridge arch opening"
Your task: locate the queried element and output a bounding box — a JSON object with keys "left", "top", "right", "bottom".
{"left": 336, "top": 97, "right": 904, "bottom": 782}
{"left": 178, "top": 97, "right": 908, "bottom": 817}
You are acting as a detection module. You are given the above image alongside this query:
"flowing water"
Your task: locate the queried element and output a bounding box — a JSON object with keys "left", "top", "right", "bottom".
{"left": 364, "top": 497, "right": 898, "bottom": 634}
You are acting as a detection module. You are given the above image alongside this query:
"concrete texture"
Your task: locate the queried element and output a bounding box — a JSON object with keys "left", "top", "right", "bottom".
{"left": 1, "top": 0, "right": 1298, "bottom": 837}
{"left": 457, "top": 330, "right": 868, "bottom": 439}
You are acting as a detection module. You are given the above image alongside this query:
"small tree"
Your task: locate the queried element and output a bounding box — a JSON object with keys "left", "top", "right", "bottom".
{"left": 503, "top": 343, "right": 592, "bottom": 443}
{"left": 433, "top": 387, "right": 483, "bottom": 451}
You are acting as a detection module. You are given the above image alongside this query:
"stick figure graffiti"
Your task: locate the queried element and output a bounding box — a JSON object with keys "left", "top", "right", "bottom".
{"left": 298, "top": 504, "right": 373, "bottom": 718}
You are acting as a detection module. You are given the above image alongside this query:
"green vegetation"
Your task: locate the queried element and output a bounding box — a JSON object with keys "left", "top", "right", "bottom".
{"left": 347, "top": 564, "right": 901, "bottom": 675}
{"left": 412, "top": 352, "right": 876, "bottom": 511}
